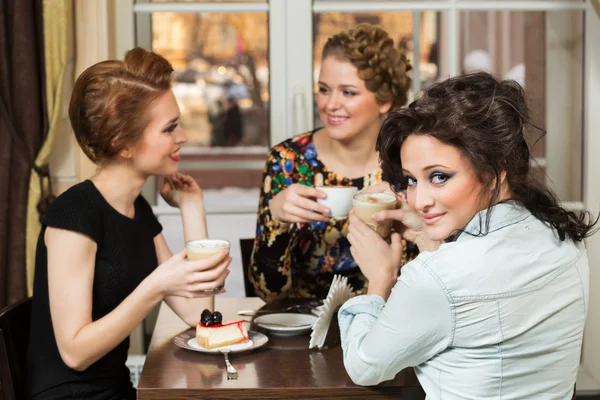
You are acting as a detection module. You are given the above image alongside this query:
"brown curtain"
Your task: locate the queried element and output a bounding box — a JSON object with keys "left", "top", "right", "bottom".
{"left": 0, "top": 0, "right": 48, "bottom": 309}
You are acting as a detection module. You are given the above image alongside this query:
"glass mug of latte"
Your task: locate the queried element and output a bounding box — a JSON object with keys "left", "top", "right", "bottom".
{"left": 352, "top": 192, "right": 397, "bottom": 238}
{"left": 185, "top": 239, "right": 230, "bottom": 293}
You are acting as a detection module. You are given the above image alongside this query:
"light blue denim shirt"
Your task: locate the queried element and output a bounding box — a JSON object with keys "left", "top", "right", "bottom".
{"left": 339, "top": 202, "right": 589, "bottom": 400}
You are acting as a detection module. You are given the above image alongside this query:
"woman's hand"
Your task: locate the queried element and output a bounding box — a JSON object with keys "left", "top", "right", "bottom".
{"left": 362, "top": 182, "right": 442, "bottom": 252}
{"left": 347, "top": 211, "right": 403, "bottom": 298}
{"left": 160, "top": 172, "right": 203, "bottom": 208}
{"left": 269, "top": 184, "right": 330, "bottom": 223}
{"left": 372, "top": 201, "right": 442, "bottom": 252}
{"left": 151, "top": 249, "right": 231, "bottom": 298}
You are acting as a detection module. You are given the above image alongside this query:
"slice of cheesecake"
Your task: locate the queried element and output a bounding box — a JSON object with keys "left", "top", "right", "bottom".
{"left": 196, "top": 320, "right": 249, "bottom": 349}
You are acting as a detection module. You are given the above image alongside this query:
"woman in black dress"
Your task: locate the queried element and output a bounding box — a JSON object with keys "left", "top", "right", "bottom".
{"left": 25, "top": 48, "right": 230, "bottom": 399}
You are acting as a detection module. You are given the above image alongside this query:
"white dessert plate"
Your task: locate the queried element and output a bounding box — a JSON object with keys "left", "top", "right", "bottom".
{"left": 253, "top": 313, "right": 317, "bottom": 336}
{"left": 173, "top": 329, "right": 268, "bottom": 354}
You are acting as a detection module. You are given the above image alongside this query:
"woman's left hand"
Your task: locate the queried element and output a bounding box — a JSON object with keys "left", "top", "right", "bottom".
{"left": 347, "top": 211, "right": 403, "bottom": 296}
{"left": 160, "top": 172, "right": 204, "bottom": 208}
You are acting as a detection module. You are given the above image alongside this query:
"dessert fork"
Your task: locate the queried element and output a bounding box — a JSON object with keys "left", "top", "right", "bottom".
{"left": 220, "top": 349, "right": 238, "bottom": 380}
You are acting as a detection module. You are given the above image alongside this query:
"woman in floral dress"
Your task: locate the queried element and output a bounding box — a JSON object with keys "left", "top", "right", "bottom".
{"left": 249, "top": 24, "right": 418, "bottom": 301}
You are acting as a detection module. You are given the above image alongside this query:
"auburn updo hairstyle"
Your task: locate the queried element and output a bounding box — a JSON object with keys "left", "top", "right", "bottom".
{"left": 69, "top": 47, "right": 174, "bottom": 164}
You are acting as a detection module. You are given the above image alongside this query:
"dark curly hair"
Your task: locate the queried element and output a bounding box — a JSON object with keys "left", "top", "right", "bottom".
{"left": 377, "top": 72, "right": 597, "bottom": 242}
{"left": 322, "top": 23, "right": 412, "bottom": 111}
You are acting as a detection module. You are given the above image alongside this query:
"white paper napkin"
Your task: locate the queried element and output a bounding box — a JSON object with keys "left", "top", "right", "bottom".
{"left": 309, "top": 275, "right": 352, "bottom": 349}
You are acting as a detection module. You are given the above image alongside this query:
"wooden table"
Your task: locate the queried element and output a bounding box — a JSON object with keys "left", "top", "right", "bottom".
{"left": 137, "top": 297, "right": 425, "bottom": 399}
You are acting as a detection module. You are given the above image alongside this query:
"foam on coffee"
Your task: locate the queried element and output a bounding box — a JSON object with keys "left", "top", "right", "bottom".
{"left": 186, "top": 239, "right": 230, "bottom": 259}
{"left": 353, "top": 192, "right": 396, "bottom": 205}
{"left": 188, "top": 241, "right": 229, "bottom": 249}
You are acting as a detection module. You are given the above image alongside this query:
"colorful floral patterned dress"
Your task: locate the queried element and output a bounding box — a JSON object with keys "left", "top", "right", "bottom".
{"left": 248, "top": 131, "right": 419, "bottom": 301}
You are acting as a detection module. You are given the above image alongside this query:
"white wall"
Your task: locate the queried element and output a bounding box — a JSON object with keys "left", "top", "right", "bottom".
{"left": 545, "top": 11, "right": 583, "bottom": 202}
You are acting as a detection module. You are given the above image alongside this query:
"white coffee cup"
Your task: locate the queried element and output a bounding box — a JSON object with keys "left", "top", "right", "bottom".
{"left": 316, "top": 186, "right": 359, "bottom": 218}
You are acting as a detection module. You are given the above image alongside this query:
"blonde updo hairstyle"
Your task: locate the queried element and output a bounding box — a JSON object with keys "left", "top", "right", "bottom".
{"left": 69, "top": 47, "right": 174, "bottom": 164}
{"left": 322, "top": 23, "right": 412, "bottom": 111}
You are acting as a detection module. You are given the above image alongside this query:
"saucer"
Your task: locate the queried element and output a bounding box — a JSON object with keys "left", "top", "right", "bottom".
{"left": 253, "top": 313, "right": 317, "bottom": 336}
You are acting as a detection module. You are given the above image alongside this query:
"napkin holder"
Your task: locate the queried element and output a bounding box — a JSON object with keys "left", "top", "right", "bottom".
{"left": 318, "top": 305, "right": 341, "bottom": 349}
{"left": 309, "top": 274, "right": 352, "bottom": 349}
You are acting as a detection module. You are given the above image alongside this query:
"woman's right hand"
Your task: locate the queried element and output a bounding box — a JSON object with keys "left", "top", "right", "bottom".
{"left": 364, "top": 183, "right": 442, "bottom": 252}
{"left": 269, "top": 184, "right": 330, "bottom": 223}
{"left": 151, "top": 249, "right": 231, "bottom": 298}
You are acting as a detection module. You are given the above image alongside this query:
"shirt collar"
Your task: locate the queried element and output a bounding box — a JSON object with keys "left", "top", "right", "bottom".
{"left": 453, "top": 201, "right": 530, "bottom": 242}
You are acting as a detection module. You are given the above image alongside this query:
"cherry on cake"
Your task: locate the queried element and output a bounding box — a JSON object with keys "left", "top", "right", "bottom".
{"left": 196, "top": 309, "right": 248, "bottom": 349}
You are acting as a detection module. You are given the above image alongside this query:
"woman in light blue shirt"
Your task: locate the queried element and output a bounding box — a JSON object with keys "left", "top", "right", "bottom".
{"left": 342, "top": 72, "right": 598, "bottom": 399}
